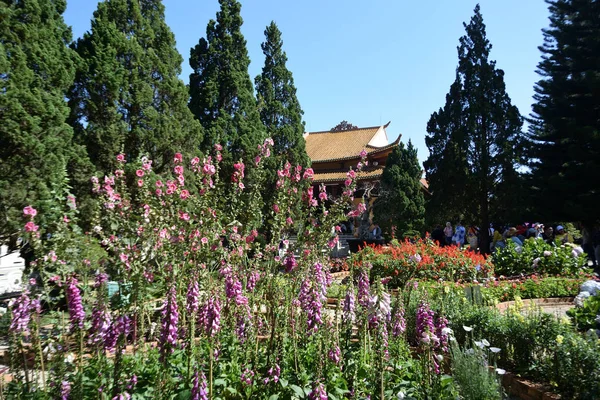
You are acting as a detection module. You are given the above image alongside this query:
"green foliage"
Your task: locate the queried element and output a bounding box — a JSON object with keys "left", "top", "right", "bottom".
{"left": 373, "top": 141, "right": 425, "bottom": 238}
{"left": 567, "top": 293, "right": 600, "bottom": 330}
{"left": 448, "top": 304, "right": 600, "bottom": 399}
{"left": 450, "top": 339, "right": 503, "bottom": 400}
{"left": 492, "top": 239, "right": 587, "bottom": 276}
{"left": 68, "top": 0, "right": 202, "bottom": 175}
{"left": 0, "top": 0, "right": 93, "bottom": 243}
{"left": 527, "top": 0, "right": 600, "bottom": 224}
{"left": 424, "top": 5, "right": 524, "bottom": 251}
{"left": 189, "top": 0, "right": 265, "bottom": 179}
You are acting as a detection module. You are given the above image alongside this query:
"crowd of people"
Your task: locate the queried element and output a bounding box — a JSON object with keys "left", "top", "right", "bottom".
{"left": 430, "top": 222, "right": 600, "bottom": 268}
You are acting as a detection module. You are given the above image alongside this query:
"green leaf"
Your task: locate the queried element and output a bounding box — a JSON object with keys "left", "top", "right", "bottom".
{"left": 290, "top": 384, "right": 305, "bottom": 398}
{"left": 269, "top": 395, "right": 279, "bottom": 400}
{"left": 279, "top": 378, "right": 289, "bottom": 388}
{"left": 213, "top": 378, "right": 227, "bottom": 386}
{"left": 174, "top": 389, "right": 191, "bottom": 400}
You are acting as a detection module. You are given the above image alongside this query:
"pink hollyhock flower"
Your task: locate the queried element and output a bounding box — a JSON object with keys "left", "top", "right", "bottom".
{"left": 191, "top": 157, "right": 200, "bottom": 166}
{"left": 254, "top": 156, "right": 261, "bottom": 165}
{"left": 23, "top": 206, "right": 37, "bottom": 217}
{"left": 180, "top": 212, "right": 190, "bottom": 221}
{"left": 155, "top": 189, "right": 163, "bottom": 196}
{"left": 214, "top": 144, "right": 223, "bottom": 151}
{"left": 344, "top": 178, "right": 352, "bottom": 187}
{"left": 174, "top": 165, "right": 184, "bottom": 175}
{"left": 201, "top": 237, "right": 208, "bottom": 245}
{"left": 24, "top": 221, "right": 39, "bottom": 232}
{"left": 137, "top": 179, "right": 144, "bottom": 187}
{"left": 115, "top": 169, "right": 124, "bottom": 177}
{"left": 180, "top": 190, "right": 190, "bottom": 200}
{"left": 174, "top": 153, "right": 183, "bottom": 163}
{"left": 136, "top": 170, "right": 144, "bottom": 177}
{"left": 142, "top": 161, "right": 152, "bottom": 171}
{"left": 360, "top": 149, "right": 367, "bottom": 158}
{"left": 286, "top": 217, "right": 293, "bottom": 225}
{"left": 272, "top": 204, "right": 280, "bottom": 213}
{"left": 116, "top": 154, "right": 126, "bottom": 163}
{"left": 156, "top": 180, "right": 164, "bottom": 187}
{"left": 303, "top": 168, "right": 314, "bottom": 179}
{"left": 347, "top": 170, "right": 356, "bottom": 179}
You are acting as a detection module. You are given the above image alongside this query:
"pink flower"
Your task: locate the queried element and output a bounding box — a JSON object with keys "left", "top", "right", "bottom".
{"left": 119, "top": 253, "right": 128, "bottom": 263}
{"left": 174, "top": 165, "right": 184, "bottom": 175}
{"left": 24, "top": 221, "right": 39, "bottom": 232}
{"left": 191, "top": 157, "right": 200, "bottom": 166}
{"left": 319, "top": 192, "right": 328, "bottom": 201}
{"left": 202, "top": 163, "right": 216, "bottom": 175}
{"left": 23, "top": 206, "right": 37, "bottom": 218}
{"left": 286, "top": 217, "right": 293, "bottom": 225}
{"left": 303, "top": 168, "right": 314, "bottom": 180}
{"left": 254, "top": 156, "right": 261, "bottom": 165}
{"left": 214, "top": 144, "right": 223, "bottom": 151}
{"left": 201, "top": 237, "right": 208, "bottom": 245}
{"left": 63, "top": 215, "right": 70, "bottom": 224}
{"left": 137, "top": 179, "right": 144, "bottom": 187}
{"left": 115, "top": 169, "right": 124, "bottom": 177}
{"left": 136, "top": 170, "right": 145, "bottom": 177}
{"left": 180, "top": 190, "right": 190, "bottom": 200}
{"left": 360, "top": 149, "right": 367, "bottom": 158}
{"left": 116, "top": 154, "right": 126, "bottom": 163}
{"left": 344, "top": 178, "right": 352, "bottom": 187}
{"left": 347, "top": 170, "right": 356, "bottom": 179}
{"left": 273, "top": 204, "right": 280, "bottom": 213}
{"left": 179, "top": 212, "right": 190, "bottom": 221}
{"left": 174, "top": 153, "right": 183, "bottom": 163}
{"left": 156, "top": 180, "right": 164, "bottom": 188}
{"left": 155, "top": 189, "right": 163, "bottom": 196}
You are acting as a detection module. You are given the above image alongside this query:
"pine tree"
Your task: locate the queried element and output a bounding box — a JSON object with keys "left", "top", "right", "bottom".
{"left": 528, "top": 0, "right": 600, "bottom": 224}
{"left": 424, "top": 5, "right": 523, "bottom": 252}
{"left": 373, "top": 141, "right": 425, "bottom": 238}
{"left": 255, "top": 21, "right": 309, "bottom": 169}
{"left": 68, "top": 0, "right": 202, "bottom": 175}
{"left": 0, "top": 0, "right": 92, "bottom": 243}
{"left": 189, "top": 0, "right": 265, "bottom": 173}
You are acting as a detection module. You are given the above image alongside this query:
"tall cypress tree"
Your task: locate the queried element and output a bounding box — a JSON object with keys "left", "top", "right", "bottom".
{"left": 424, "top": 5, "right": 523, "bottom": 252}
{"left": 373, "top": 141, "right": 425, "bottom": 238}
{"left": 528, "top": 0, "right": 600, "bottom": 224}
{"left": 0, "top": 0, "right": 92, "bottom": 243}
{"left": 189, "top": 0, "right": 265, "bottom": 173}
{"left": 69, "top": 0, "right": 202, "bottom": 175}
{"left": 255, "top": 21, "right": 309, "bottom": 169}
{"left": 424, "top": 79, "right": 471, "bottom": 226}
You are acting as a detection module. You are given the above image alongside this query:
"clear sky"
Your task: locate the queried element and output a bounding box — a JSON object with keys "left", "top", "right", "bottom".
{"left": 64, "top": 0, "right": 550, "bottom": 164}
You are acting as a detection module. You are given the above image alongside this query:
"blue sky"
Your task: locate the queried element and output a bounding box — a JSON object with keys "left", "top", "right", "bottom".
{"left": 64, "top": 0, "right": 550, "bottom": 163}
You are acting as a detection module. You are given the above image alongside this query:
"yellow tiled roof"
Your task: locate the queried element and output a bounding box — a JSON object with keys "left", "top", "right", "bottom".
{"left": 313, "top": 167, "right": 385, "bottom": 183}
{"left": 305, "top": 125, "right": 395, "bottom": 162}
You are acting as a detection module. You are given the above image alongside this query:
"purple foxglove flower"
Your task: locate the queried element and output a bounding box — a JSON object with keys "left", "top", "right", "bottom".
{"left": 160, "top": 286, "right": 179, "bottom": 360}
{"left": 224, "top": 274, "right": 242, "bottom": 299}
{"left": 105, "top": 314, "right": 131, "bottom": 352}
{"left": 392, "top": 304, "right": 406, "bottom": 337}
{"left": 199, "top": 296, "right": 221, "bottom": 337}
{"left": 308, "top": 382, "right": 327, "bottom": 400}
{"left": 241, "top": 368, "right": 254, "bottom": 386}
{"left": 268, "top": 363, "right": 281, "bottom": 383}
{"left": 357, "top": 270, "right": 370, "bottom": 307}
{"left": 246, "top": 271, "right": 260, "bottom": 292}
{"left": 95, "top": 272, "right": 109, "bottom": 288}
{"left": 436, "top": 315, "right": 449, "bottom": 353}
{"left": 191, "top": 369, "right": 209, "bottom": 400}
{"left": 342, "top": 288, "right": 356, "bottom": 324}
{"left": 416, "top": 301, "right": 436, "bottom": 345}
{"left": 187, "top": 279, "right": 200, "bottom": 314}
{"left": 66, "top": 277, "right": 85, "bottom": 331}
{"left": 9, "top": 292, "right": 32, "bottom": 334}
{"left": 60, "top": 380, "right": 71, "bottom": 399}
{"left": 328, "top": 346, "right": 341, "bottom": 365}
{"left": 89, "top": 303, "right": 112, "bottom": 346}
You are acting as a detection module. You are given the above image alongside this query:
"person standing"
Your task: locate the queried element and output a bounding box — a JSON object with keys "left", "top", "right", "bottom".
{"left": 452, "top": 221, "right": 466, "bottom": 247}
{"left": 444, "top": 222, "right": 453, "bottom": 246}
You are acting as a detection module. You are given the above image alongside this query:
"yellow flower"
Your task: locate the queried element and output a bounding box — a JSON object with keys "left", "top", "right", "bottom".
{"left": 559, "top": 316, "right": 571, "bottom": 325}
{"left": 556, "top": 335, "right": 564, "bottom": 345}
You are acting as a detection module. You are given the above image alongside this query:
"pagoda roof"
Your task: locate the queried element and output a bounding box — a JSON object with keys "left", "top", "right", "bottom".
{"left": 313, "top": 167, "right": 386, "bottom": 183}
{"left": 305, "top": 122, "right": 401, "bottom": 163}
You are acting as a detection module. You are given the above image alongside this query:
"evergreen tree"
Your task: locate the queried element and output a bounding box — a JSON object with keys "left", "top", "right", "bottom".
{"left": 255, "top": 21, "right": 309, "bottom": 168}
{"left": 331, "top": 121, "right": 358, "bottom": 132}
{"left": 0, "top": 0, "right": 92, "bottom": 244}
{"left": 528, "top": 0, "right": 600, "bottom": 224}
{"left": 189, "top": 0, "right": 265, "bottom": 173}
{"left": 423, "top": 5, "right": 523, "bottom": 252}
{"left": 424, "top": 79, "right": 471, "bottom": 226}
{"left": 69, "top": 0, "right": 202, "bottom": 175}
{"left": 373, "top": 141, "right": 425, "bottom": 238}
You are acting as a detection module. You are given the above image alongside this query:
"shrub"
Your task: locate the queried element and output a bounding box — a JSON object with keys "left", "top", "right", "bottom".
{"left": 492, "top": 239, "right": 587, "bottom": 277}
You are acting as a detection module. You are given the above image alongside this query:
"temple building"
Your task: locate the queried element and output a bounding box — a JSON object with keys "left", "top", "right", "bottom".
{"left": 304, "top": 122, "right": 428, "bottom": 202}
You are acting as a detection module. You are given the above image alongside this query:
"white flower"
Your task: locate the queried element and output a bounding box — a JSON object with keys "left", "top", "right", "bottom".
{"left": 442, "top": 327, "right": 453, "bottom": 335}
{"left": 474, "top": 341, "right": 484, "bottom": 349}
{"left": 463, "top": 325, "right": 473, "bottom": 332}
{"left": 65, "top": 353, "right": 75, "bottom": 364}
{"left": 481, "top": 339, "right": 490, "bottom": 347}
{"left": 495, "top": 368, "right": 506, "bottom": 375}
{"left": 397, "top": 391, "right": 406, "bottom": 400}
{"left": 435, "top": 354, "right": 444, "bottom": 362}
{"left": 543, "top": 250, "right": 552, "bottom": 257}
{"left": 466, "top": 348, "right": 475, "bottom": 355}
{"left": 490, "top": 347, "right": 501, "bottom": 353}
